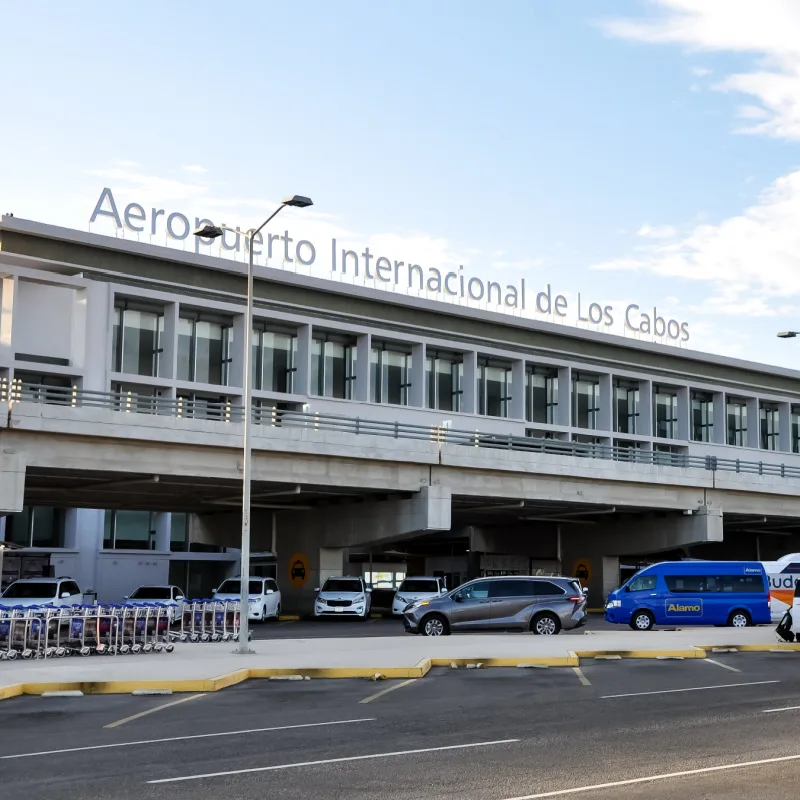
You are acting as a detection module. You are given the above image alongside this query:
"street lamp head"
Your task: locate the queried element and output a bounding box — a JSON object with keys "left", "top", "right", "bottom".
{"left": 282, "top": 195, "right": 313, "bottom": 208}
{"left": 777, "top": 331, "right": 798, "bottom": 339}
{"left": 193, "top": 224, "right": 224, "bottom": 239}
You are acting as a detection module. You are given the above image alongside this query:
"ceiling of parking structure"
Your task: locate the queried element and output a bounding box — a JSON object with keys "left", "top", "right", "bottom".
{"left": 722, "top": 513, "right": 800, "bottom": 537}
{"left": 22, "top": 468, "right": 410, "bottom": 513}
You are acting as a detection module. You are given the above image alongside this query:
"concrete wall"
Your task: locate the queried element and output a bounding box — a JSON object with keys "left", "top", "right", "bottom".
{"left": 94, "top": 552, "right": 170, "bottom": 603}
{"left": 12, "top": 280, "right": 74, "bottom": 362}
{"left": 0, "top": 451, "right": 24, "bottom": 514}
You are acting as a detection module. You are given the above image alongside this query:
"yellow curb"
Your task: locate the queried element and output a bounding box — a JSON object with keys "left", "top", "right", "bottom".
{"left": 430, "top": 656, "right": 578, "bottom": 668}
{"left": 586, "top": 608, "right": 605, "bottom": 613}
{"left": 278, "top": 615, "right": 300, "bottom": 621}
{"left": 572, "top": 648, "right": 707, "bottom": 660}
{"left": 0, "top": 683, "right": 23, "bottom": 700}
{"left": 702, "top": 643, "right": 800, "bottom": 653}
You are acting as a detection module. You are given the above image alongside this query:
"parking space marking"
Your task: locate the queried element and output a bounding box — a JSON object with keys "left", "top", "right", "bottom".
{"left": 763, "top": 705, "right": 800, "bottom": 714}
{"left": 500, "top": 751, "right": 800, "bottom": 798}
{"left": 2, "top": 718, "right": 377, "bottom": 760}
{"left": 359, "top": 678, "right": 418, "bottom": 704}
{"left": 572, "top": 667, "right": 591, "bottom": 686}
{"left": 704, "top": 658, "right": 741, "bottom": 673}
{"left": 601, "top": 679, "right": 778, "bottom": 699}
{"left": 147, "top": 738, "right": 520, "bottom": 784}
{"left": 103, "top": 693, "right": 206, "bottom": 729}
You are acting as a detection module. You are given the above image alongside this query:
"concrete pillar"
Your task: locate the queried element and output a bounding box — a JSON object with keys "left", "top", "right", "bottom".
{"left": 461, "top": 350, "right": 478, "bottom": 415}
{"left": 0, "top": 454, "right": 24, "bottom": 514}
{"left": 557, "top": 366, "right": 571, "bottom": 427}
{"left": 229, "top": 312, "right": 246, "bottom": 389}
{"left": 161, "top": 301, "right": 178, "bottom": 381}
{"left": 409, "top": 342, "right": 425, "bottom": 408}
{"left": 64, "top": 508, "right": 104, "bottom": 593}
{"left": 510, "top": 359, "right": 525, "bottom": 420}
{"left": 0, "top": 275, "right": 17, "bottom": 363}
{"left": 73, "top": 281, "right": 112, "bottom": 391}
{"left": 712, "top": 392, "right": 726, "bottom": 444}
{"left": 638, "top": 379, "right": 652, "bottom": 437}
{"left": 677, "top": 386, "right": 690, "bottom": 441}
{"left": 355, "top": 333, "right": 371, "bottom": 402}
{"left": 154, "top": 512, "right": 171, "bottom": 552}
{"left": 598, "top": 373, "right": 612, "bottom": 433}
{"left": 319, "top": 547, "right": 346, "bottom": 585}
{"left": 295, "top": 324, "right": 312, "bottom": 396}
{"left": 779, "top": 402, "right": 792, "bottom": 452}
{"left": 746, "top": 397, "right": 759, "bottom": 449}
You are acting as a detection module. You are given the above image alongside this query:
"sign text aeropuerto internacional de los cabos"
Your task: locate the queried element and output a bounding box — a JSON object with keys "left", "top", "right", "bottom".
{"left": 89, "top": 187, "right": 690, "bottom": 343}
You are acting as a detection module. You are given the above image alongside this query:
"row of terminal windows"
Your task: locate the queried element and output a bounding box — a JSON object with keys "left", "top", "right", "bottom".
{"left": 109, "top": 305, "right": 800, "bottom": 450}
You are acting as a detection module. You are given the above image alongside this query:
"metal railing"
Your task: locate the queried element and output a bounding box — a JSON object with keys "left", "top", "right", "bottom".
{"left": 4, "top": 379, "right": 800, "bottom": 479}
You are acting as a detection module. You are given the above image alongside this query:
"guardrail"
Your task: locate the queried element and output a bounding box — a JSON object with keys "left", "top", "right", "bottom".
{"left": 3, "top": 379, "right": 800, "bottom": 479}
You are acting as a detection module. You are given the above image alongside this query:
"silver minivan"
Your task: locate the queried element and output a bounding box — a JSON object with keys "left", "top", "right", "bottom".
{"left": 403, "top": 575, "right": 587, "bottom": 636}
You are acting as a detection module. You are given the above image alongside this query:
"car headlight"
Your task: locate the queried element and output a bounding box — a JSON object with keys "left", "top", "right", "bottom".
{"left": 410, "top": 600, "right": 430, "bottom": 609}
{"left": 607, "top": 600, "right": 621, "bottom": 608}
{"left": 352, "top": 595, "right": 365, "bottom": 604}
{"left": 395, "top": 596, "right": 407, "bottom": 605}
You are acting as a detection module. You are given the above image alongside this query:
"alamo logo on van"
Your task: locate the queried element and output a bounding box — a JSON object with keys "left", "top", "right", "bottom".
{"left": 744, "top": 567, "right": 763, "bottom": 574}
{"left": 665, "top": 601, "right": 702, "bottom": 615}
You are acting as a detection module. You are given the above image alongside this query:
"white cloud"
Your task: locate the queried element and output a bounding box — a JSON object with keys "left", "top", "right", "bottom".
{"left": 116, "top": 160, "right": 138, "bottom": 167}
{"left": 637, "top": 223, "right": 677, "bottom": 239}
{"left": 602, "top": 0, "right": 800, "bottom": 140}
{"left": 691, "top": 66, "right": 712, "bottom": 77}
{"left": 182, "top": 164, "right": 207, "bottom": 174}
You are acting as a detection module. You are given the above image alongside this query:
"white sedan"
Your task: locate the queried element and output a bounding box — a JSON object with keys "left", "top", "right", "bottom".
{"left": 123, "top": 585, "right": 186, "bottom": 622}
{"left": 392, "top": 577, "right": 447, "bottom": 615}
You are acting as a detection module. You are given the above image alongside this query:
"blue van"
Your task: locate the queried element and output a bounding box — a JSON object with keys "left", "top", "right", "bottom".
{"left": 605, "top": 561, "right": 770, "bottom": 630}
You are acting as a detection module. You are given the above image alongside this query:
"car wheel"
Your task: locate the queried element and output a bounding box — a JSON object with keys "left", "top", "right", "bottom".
{"left": 728, "top": 610, "right": 752, "bottom": 628}
{"left": 261, "top": 605, "right": 267, "bottom": 623}
{"left": 274, "top": 603, "right": 281, "bottom": 621}
{"left": 630, "top": 610, "right": 655, "bottom": 631}
{"left": 531, "top": 612, "right": 561, "bottom": 636}
{"left": 421, "top": 613, "right": 449, "bottom": 637}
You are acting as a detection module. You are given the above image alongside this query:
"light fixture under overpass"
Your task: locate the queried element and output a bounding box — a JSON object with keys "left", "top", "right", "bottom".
{"left": 521, "top": 506, "right": 617, "bottom": 523}
{"left": 777, "top": 331, "right": 799, "bottom": 339}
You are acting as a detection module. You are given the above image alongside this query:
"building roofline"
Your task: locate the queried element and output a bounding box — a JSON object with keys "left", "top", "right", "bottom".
{"left": 2, "top": 213, "right": 798, "bottom": 382}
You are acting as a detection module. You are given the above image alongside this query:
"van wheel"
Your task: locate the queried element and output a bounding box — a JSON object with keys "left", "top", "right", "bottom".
{"left": 630, "top": 610, "right": 655, "bottom": 631}
{"left": 421, "top": 613, "right": 449, "bottom": 637}
{"left": 728, "top": 610, "right": 751, "bottom": 628}
{"left": 531, "top": 612, "right": 561, "bottom": 635}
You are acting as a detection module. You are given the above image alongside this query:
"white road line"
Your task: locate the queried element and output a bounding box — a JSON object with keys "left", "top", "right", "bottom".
{"left": 703, "top": 658, "right": 741, "bottom": 673}
{"left": 147, "top": 739, "right": 520, "bottom": 784}
{"left": 601, "top": 680, "right": 778, "bottom": 699}
{"left": 500, "top": 752, "right": 800, "bottom": 799}
{"left": 360, "top": 678, "right": 418, "bottom": 704}
{"left": 1, "top": 718, "right": 377, "bottom": 760}
{"left": 104, "top": 693, "right": 205, "bottom": 728}
{"left": 572, "top": 667, "right": 591, "bottom": 687}
{"left": 763, "top": 705, "right": 800, "bottom": 714}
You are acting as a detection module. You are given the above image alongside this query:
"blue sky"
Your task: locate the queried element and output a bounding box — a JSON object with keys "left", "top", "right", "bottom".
{"left": 2, "top": 1, "right": 800, "bottom": 365}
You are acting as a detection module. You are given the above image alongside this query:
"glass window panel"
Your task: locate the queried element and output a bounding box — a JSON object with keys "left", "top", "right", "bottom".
{"left": 574, "top": 379, "right": 599, "bottom": 429}
{"left": 792, "top": 411, "right": 800, "bottom": 454}
{"left": 760, "top": 406, "right": 779, "bottom": 451}
{"left": 726, "top": 402, "right": 747, "bottom": 446}
{"left": 261, "top": 332, "right": 294, "bottom": 393}
{"left": 5, "top": 507, "right": 32, "bottom": 547}
{"left": 120, "top": 309, "right": 161, "bottom": 377}
{"left": 31, "top": 507, "right": 63, "bottom": 548}
{"left": 112, "top": 510, "right": 153, "bottom": 550}
{"left": 325, "top": 341, "right": 345, "bottom": 398}
{"left": 177, "top": 318, "right": 193, "bottom": 381}
{"left": 654, "top": 391, "right": 678, "bottom": 439}
{"left": 370, "top": 348, "right": 380, "bottom": 403}
{"left": 112, "top": 307, "right": 121, "bottom": 371}
{"left": 692, "top": 395, "right": 714, "bottom": 442}
{"left": 194, "top": 321, "right": 224, "bottom": 385}
{"left": 480, "top": 364, "right": 511, "bottom": 417}
{"left": 311, "top": 339, "right": 322, "bottom": 395}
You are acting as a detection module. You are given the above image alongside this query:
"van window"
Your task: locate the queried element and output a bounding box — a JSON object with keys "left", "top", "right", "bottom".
{"left": 488, "top": 579, "right": 533, "bottom": 598}
{"left": 628, "top": 575, "right": 657, "bottom": 592}
{"left": 533, "top": 581, "right": 566, "bottom": 596}
{"left": 460, "top": 581, "right": 490, "bottom": 600}
{"left": 666, "top": 575, "right": 764, "bottom": 594}
{"left": 664, "top": 575, "right": 704, "bottom": 593}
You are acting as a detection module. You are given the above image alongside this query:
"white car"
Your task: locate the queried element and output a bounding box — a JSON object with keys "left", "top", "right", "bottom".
{"left": 314, "top": 577, "right": 371, "bottom": 619}
{"left": 0, "top": 577, "right": 83, "bottom": 609}
{"left": 213, "top": 576, "right": 281, "bottom": 622}
{"left": 123, "top": 585, "right": 186, "bottom": 622}
{"left": 392, "top": 576, "right": 447, "bottom": 615}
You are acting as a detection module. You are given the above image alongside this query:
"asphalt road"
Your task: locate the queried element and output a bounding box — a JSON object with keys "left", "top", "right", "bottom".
{"left": 3, "top": 652, "right": 800, "bottom": 798}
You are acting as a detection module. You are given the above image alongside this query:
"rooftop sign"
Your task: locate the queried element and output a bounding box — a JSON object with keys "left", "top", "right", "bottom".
{"left": 89, "top": 187, "right": 690, "bottom": 343}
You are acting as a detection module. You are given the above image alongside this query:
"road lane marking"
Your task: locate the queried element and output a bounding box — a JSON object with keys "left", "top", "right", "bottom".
{"left": 500, "top": 752, "right": 800, "bottom": 798}
{"left": 601, "top": 680, "right": 778, "bottom": 699}
{"left": 360, "top": 678, "right": 418, "bottom": 704}
{"left": 147, "top": 739, "right": 520, "bottom": 784}
{"left": 704, "top": 658, "right": 741, "bottom": 673}
{"left": 104, "top": 693, "right": 205, "bottom": 729}
{"left": 2, "top": 718, "right": 377, "bottom": 759}
{"left": 763, "top": 705, "right": 800, "bottom": 714}
{"left": 572, "top": 667, "right": 591, "bottom": 686}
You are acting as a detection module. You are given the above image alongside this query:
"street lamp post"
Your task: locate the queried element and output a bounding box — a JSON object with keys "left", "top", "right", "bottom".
{"left": 194, "top": 195, "right": 313, "bottom": 654}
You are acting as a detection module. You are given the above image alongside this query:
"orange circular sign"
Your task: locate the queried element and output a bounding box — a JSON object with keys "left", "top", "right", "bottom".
{"left": 288, "top": 553, "right": 310, "bottom": 588}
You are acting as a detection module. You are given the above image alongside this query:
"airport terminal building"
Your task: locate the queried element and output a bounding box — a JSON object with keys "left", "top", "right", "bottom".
{"left": 2, "top": 214, "right": 800, "bottom": 611}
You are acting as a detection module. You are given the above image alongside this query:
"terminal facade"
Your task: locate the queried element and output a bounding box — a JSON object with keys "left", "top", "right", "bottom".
{"left": 2, "top": 215, "right": 800, "bottom": 611}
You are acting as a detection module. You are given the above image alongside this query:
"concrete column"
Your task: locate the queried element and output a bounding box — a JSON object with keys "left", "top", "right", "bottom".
{"left": 154, "top": 512, "right": 171, "bottom": 552}
{"left": 510, "top": 359, "right": 525, "bottom": 420}
{"left": 319, "top": 547, "right": 346, "bottom": 586}
{"left": 598, "top": 373, "right": 612, "bottom": 433}
{"left": 746, "top": 397, "right": 759, "bottom": 449}
{"left": 461, "top": 350, "right": 478, "bottom": 415}
{"left": 713, "top": 392, "right": 726, "bottom": 444}
{"left": 638, "top": 379, "right": 652, "bottom": 437}
{"left": 161, "top": 301, "right": 178, "bottom": 380}
{"left": 295, "top": 324, "right": 312, "bottom": 397}
{"left": 0, "top": 454, "right": 24, "bottom": 514}
{"left": 409, "top": 342, "right": 425, "bottom": 408}
{"left": 64, "top": 508, "right": 104, "bottom": 593}
{"left": 557, "top": 366, "right": 571, "bottom": 427}
{"left": 74, "top": 281, "right": 111, "bottom": 391}
{"left": 677, "top": 386, "right": 690, "bottom": 441}
{"left": 229, "top": 312, "right": 246, "bottom": 389}
{"left": 0, "top": 275, "right": 17, "bottom": 363}
{"left": 355, "top": 333, "right": 371, "bottom": 402}
{"left": 779, "top": 402, "right": 792, "bottom": 452}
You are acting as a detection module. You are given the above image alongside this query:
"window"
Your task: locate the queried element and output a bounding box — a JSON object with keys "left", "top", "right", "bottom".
{"left": 399, "top": 579, "right": 440, "bottom": 593}
{"left": 628, "top": 575, "right": 657, "bottom": 592}
{"left": 727, "top": 399, "right": 747, "bottom": 446}
{"left": 14, "top": 372, "right": 73, "bottom": 406}
{"left": 653, "top": 387, "right": 678, "bottom": 439}
{"left": 130, "top": 586, "right": 172, "bottom": 600}
{"left": 171, "top": 513, "right": 189, "bottom": 552}
{"left": 426, "top": 353, "right": 463, "bottom": 412}
{"left": 178, "top": 316, "right": 233, "bottom": 386}
{"left": 478, "top": 360, "right": 512, "bottom": 418}
{"left": 218, "top": 579, "right": 264, "bottom": 595}
{"left": 573, "top": 374, "right": 600, "bottom": 430}
{"left": 371, "top": 345, "right": 412, "bottom": 405}
{"left": 2, "top": 581, "right": 58, "bottom": 599}
{"left": 458, "top": 581, "right": 490, "bottom": 599}
{"left": 265, "top": 579, "right": 279, "bottom": 592}
{"left": 4, "top": 506, "right": 65, "bottom": 548}
{"left": 664, "top": 574, "right": 704, "bottom": 593}
{"left": 60, "top": 581, "right": 80, "bottom": 597}
{"left": 793, "top": 407, "right": 800, "bottom": 454}
{"left": 321, "top": 578, "right": 363, "bottom": 593}
{"left": 488, "top": 579, "right": 534, "bottom": 598}
{"left": 692, "top": 392, "right": 714, "bottom": 442}
{"left": 664, "top": 575, "right": 763, "bottom": 593}
{"left": 113, "top": 305, "right": 165, "bottom": 377}
{"left": 615, "top": 382, "right": 640, "bottom": 434}
{"left": 176, "top": 391, "right": 231, "bottom": 421}
{"left": 527, "top": 367, "right": 559, "bottom": 424}
{"left": 253, "top": 328, "right": 297, "bottom": 393}
{"left": 311, "top": 337, "right": 357, "bottom": 399}
{"left": 104, "top": 510, "right": 155, "bottom": 550}
{"left": 760, "top": 404, "right": 780, "bottom": 451}
{"left": 533, "top": 580, "right": 566, "bottom": 596}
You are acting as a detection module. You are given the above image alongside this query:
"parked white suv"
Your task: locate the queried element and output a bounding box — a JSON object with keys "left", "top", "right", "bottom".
{"left": 123, "top": 585, "right": 186, "bottom": 622}
{"left": 0, "top": 577, "right": 83, "bottom": 609}
{"left": 213, "top": 577, "right": 281, "bottom": 622}
{"left": 392, "top": 576, "right": 447, "bottom": 615}
{"left": 314, "top": 577, "right": 371, "bottom": 619}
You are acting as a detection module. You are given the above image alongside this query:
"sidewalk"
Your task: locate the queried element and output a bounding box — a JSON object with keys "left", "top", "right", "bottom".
{"left": 1, "top": 626, "right": 797, "bottom": 699}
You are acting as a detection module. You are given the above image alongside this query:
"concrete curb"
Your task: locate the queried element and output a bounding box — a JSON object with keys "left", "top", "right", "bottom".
{"left": 1, "top": 644, "right": 792, "bottom": 699}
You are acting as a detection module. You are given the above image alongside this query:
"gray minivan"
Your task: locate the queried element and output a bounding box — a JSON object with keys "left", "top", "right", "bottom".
{"left": 402, "top": 575, "right": 587, "bottom": 636}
